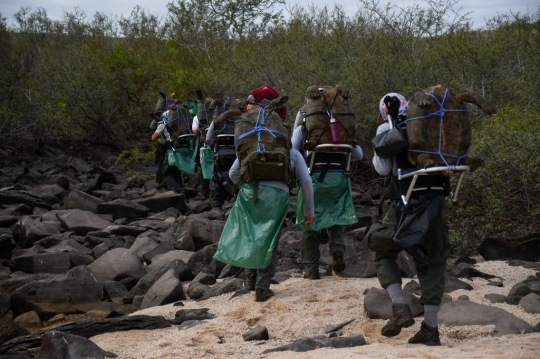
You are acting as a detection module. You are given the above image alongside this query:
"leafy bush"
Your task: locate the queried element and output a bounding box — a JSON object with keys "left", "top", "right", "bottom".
{"left": 448, "top": 106, "right": 540, "bottom": 254}
{"left": 116, "top": 147, "right": 155, "bottom": 167}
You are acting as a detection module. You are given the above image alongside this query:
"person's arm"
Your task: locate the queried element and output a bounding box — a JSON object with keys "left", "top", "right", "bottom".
{"left": 151, "top": 123, "right": 165, "bottom": 143}
{"left": 205, "top": 122, "right": 214, "bottom": 144}
{"left": 293, "top": 109, "right": 304, "bottom": 131}
{"left": 192, "top": 116, "right": 200, "bottom": 135}
{"left": 291, "top": 149, "right": 314, "bottom": 224}
{"left": 229, "top": 159, "right": 241, "bottom": 184}
{"left": 351, "top": 145, "right": 363, "bottom": 162}
{"left": 291, "top": 126, "right": 305, "bottom": 152}
{"left": 372, "top": 122, "right": 393, "bottom": 175}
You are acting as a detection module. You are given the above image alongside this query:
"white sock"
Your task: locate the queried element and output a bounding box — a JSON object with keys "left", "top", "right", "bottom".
{"left": 387, "top": 283, "right": 406, "bottom": 304}
{"left": 423, "top": 305, "right": 439, "bottom": 327}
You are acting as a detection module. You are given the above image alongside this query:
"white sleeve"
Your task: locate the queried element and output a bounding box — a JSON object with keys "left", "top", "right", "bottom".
{"left": 155, "top": 123, "right": 165, "bottom": 137}
{"left": 206, "top": 122, "right": 215, "bottom": 144}
{"left": 293, "top": 109, "right": 304, "bottom": 131}
{"left": 290, "top": 149, "right": 315, "bottom": 218}
{"left": 192, "top": 116, "right": 200, "bottom": 131}
{"left": 291, "top": 126, "right": 305, "bottom": 152}
{"left": 351, "top": 145, "right": 363, "bottom": 161}
{"left": 372, "top": 122, "right": 394, "bottom": 175}
{"left": 229, "top": 159, "right": 241, "bottom": 184}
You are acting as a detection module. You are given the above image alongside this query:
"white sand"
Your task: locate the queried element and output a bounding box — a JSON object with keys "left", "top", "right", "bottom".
{"left": 91, "top": 260, "right": 540, "bottom": 359}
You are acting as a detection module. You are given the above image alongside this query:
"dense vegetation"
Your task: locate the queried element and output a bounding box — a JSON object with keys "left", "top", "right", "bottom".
{"left": 0, "top": 0, "right": 539, "bottom": 255}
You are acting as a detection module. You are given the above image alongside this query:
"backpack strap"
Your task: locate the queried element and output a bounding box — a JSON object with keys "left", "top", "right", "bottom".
{"left": 253, "top": 180, "right": 259, "bottom": 204}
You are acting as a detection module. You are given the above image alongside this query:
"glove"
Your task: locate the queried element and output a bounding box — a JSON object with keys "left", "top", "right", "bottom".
{"left": 383, "top": 96, "right": 401, "bottom": 119}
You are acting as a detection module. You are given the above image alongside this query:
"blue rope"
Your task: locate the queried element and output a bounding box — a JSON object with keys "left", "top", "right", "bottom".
{"left": 401, "top": 88, "right": 469, "bottom": 166}
{"left": 165, "top": 105, "right": 193, "bottom": 135}
{"left": 197, "top": 101, "right": 212, "bottom": 128}
{"left": 256, "top": 108, "right": 266, "bottom": 152}
{"left": 217, "top": 123, "right": 235, "bottom": 135}
{"left": 234, "top": 127, "right": 288, "bottom": 146}
{"left": 234, "top": 108, "right": 288, "bottom": 154}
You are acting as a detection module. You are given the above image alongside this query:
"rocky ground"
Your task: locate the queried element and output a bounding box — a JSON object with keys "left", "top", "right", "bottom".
{"left": 0, "top": 144, "right": 539, "bottom": 358}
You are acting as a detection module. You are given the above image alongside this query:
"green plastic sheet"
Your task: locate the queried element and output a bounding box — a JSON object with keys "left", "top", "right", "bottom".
{"left": 214, "top": 184, "right": 290, "bottom": 269}
{"left": 167, "top": 136, "right": 199, "bottom": 177}
{"left": 200, "top": 147, "right": 215, "bottom": 180}
{"left": 296, "top": 171, "right": 357, "bottom": 231}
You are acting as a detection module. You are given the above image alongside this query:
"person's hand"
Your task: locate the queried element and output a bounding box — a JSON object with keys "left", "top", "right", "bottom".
{"left": 383, "top": 96, "right": 401, "bottom": 119}
{"left": 304, "top": 216, "right": 314, "bottom": 226}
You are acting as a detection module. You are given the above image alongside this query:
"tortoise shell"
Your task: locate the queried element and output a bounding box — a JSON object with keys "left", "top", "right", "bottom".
{"left": 302, "top": 85, "right": 356, "bottom": 151}
{"left": 406, "top": 84, "right": 496, "bottom": 172}
{"left": 234, "top": 96, "right": 290, "bottom": 182}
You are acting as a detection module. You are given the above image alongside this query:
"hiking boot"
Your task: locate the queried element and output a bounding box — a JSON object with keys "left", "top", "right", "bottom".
{"left": 255, "top": 288, "right": 274, "bottom": 302}
{"left": 408, "top": 321, "right": 441, "bottom": 346}
{"left": 194, "top": 192, "right": 208, "bottom": 201}
{"left": 245, "top": 274, "right": 256, "bottom": 291}
{"left": 303, "top": 270, "right": 321, "bottom": 280}
{"left": 381, "top": 303, "right": 415, "bottom": 337}
{"left": 332, "top": 251, "right": 345, "bottom": 274}
{"left": 156, "top": 181, "right": 166, "bottom": 189}
{"left": 173, "top": 186, "right": 185, "bottom": 194}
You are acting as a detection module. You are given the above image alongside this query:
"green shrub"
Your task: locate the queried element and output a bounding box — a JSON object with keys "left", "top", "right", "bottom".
{"left": 448, "top": 105, "right": 540, "bottom": 255}
{"left": 116, "top": 147, "right": 155, "bottom": 167}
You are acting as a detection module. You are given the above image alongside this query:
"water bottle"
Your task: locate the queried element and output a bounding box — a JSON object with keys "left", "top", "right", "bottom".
{"left": 328, "top": 118, "right": 342, "bottom": 144}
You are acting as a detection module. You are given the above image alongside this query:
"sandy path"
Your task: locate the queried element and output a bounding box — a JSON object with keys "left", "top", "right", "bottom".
{"left": 91, "top": 260, "right": 540, "bottom": 359}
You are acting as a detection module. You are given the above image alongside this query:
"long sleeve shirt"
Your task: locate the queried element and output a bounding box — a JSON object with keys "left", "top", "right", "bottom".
{"left": 372, "top": 122, "right": 398, "bottom": 176}
{"left": 229, "top": 148, "right": 315, "bottom": 219}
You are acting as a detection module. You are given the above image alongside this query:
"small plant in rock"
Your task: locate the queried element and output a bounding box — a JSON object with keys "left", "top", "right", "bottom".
{"left": 115, "top": 148, "right": 155, "bottom": 167}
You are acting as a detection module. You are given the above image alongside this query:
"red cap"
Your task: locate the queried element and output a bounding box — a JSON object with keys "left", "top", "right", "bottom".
{"left": 248, "top": 85, "right": 279, "bottom": 103}
{"left": 246, "top": 85, "right": 287, "bottom": 120}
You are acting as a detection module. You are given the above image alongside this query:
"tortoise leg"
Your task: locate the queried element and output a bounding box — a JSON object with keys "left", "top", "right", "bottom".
{"left": 306, "top": 85, "right": 321, "bottom": 99}
{"left": 335, "top": 84, "right": 350, "bottom": 99}
{"left": 416, "top": 153, "right": 439, "bottom": 169}
{"left": 302, "top": 142, "right": 316, "bottom": 151}
{"left": 454, "top": 92, "right": 497, "bottom": 115}
{"left": 267, "top": 96, "right": 289, "bottom": 113}
{"left": 440, "top": 169, "right": 454, "bottom": 176}
{"left": 411, "top": 91, "right": 433, "bottom": 108}
{"left": 463, "top": 156, "right": 484, "bottom": 172}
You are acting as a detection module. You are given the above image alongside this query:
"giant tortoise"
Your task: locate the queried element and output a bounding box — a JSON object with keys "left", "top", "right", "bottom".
{"left": 406, "top": 84, "right": 496, "bottom": 173}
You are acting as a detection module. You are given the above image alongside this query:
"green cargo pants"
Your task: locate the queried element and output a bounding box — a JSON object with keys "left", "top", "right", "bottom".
{"left": 245, "top": 236, "right": 279, "bottom": 290}
{"left": 365, "top": 198, "right": 451, "bottom": 306}
{"left": 301, "top": 225, "right": 346, "bottom": 273}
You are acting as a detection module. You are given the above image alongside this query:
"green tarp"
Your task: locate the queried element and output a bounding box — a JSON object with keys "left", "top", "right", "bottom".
{"left": 200, "top": 147, "right": 215, "bottom": 180}
{"left": 167, "top": 136, "right": 199, "bottom": 177}
{"left": 214, "top": 184, "right": 290, "bottom": 269}
{"left": 296, "top": 171, "right": 357, "bottom": 231}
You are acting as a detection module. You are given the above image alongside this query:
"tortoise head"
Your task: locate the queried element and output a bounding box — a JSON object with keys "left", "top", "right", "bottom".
{"left": 196, "top": 97, "right": 214, "bottom": 126}
{"left": 155, "top": 92, "right": 176, "bottom": 115}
